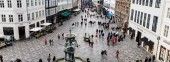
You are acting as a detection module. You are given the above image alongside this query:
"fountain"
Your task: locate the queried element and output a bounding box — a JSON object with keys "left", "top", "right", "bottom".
{"left": 56, "top": 29, "right": 84, "bottom": 62}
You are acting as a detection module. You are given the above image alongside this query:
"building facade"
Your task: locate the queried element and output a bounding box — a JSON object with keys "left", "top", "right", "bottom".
{"left": 114, "top": 0, "right": 131, "bottom": 28}
{"left": 45, "top": 0, "right": 59, "bottom": 23}
{"left": 128, "top": 0, "right": 165, "bottom": 58}
{"left": 0, "top": 0, "right": 46, "bottom": 40}
{"left": 157, "top": 0, "right": 170, "bottom": 62}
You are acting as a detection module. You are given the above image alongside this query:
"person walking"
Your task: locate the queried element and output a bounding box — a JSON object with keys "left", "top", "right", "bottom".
{"left": 47, "top": 54, "right": 51, "bottom": 62}
{"left": 53, "top": 56, "right": 56, "bottom": 62}
{"left": 39, "top": 59, "right": 42, "bottom": 62}
{"left": 101, "top": 50, "right": 104, "bottom": 57}
{"left": 87, "top": 58, "right": 90, "bottom": 62}
{"left": 116, "top": 50, "right": 119, "bottom": 59}
{"left": 45, "top": 39, "right": 47, "bottom": 45}
{"left": 152, "top": 55, "right": 155, "bottom": 62}
{"left": 62, "top": 33, "right": 64, "bottom": 39}
{"left": 91, "top": 41, "right": 94, "bottom": 48}
{"left": 0, "top": 55, "right": 3, "bottom": 62}
{"left": 104, "top": 50, "right": 107, "bottom": 56}
{"left": 58, "top": 34, "right": 60, "bottom": 40}
{"left": 148, "top": 57, "right": 151, "bottom": 62}
{"left": 145, "top": 57, "right": 148, "bottom": 62}
{"left": 49, "top": 39, "right": 52, "bottom": 46}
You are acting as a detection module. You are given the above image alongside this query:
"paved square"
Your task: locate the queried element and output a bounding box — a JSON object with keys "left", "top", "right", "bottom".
{"left": 0, "top": 9, "right": 151, "bottom": 62}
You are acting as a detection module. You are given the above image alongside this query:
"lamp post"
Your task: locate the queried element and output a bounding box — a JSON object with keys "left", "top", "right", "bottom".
{"left": 156, "top": 36, "right": 160, "bottom": 58}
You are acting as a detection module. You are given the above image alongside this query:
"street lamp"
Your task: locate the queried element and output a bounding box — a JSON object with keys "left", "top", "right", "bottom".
{"left": 156, "top": 36, "right": 160, "bottom": 58}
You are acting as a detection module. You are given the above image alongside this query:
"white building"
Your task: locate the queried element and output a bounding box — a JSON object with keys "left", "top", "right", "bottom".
{"left": 0, "top": 0, "right": 46, "bottom": 40}
{"left": 128, "top": 0, "right": 165, "bottom": 57}
{"left": 103, "top": 0, "right": 115, "bottom": 14}
{"left": 58, "top": 0, "right": 73, "bottom": 11}
{"left": 157, "top": 0, "right": 170, "bottom": 62}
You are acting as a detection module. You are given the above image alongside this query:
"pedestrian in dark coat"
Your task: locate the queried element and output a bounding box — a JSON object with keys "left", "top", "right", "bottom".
{"left": 152, "top": 55, "right": 155, "bottom": 61}
{"left": 148, "top": 57, "right": 151, "bottom": 62}
{"left": 0, "top": 55, "right": 3, "bottom": 62}
{"left": 104, "top": 50, "right": 107, "bottom": 56}
{"left": 145, "top": 57, "right": 148, "bottom": 62}
{"left": 91, "top": 41, "right": 94, "bottom": 48}
{"left": 53, "top": 56, "right": 56, "bottom": 62}
{"left": 58, "top": 34, "right": 60, "bottom": 39}
{"left": 39, "top": 59, "right": 42, "bottom": 62}
{"left": 47, "top": 54, "right": 51, "bottom": 62}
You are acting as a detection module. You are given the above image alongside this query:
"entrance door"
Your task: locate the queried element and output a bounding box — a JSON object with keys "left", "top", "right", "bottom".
{"left": 136, "top": 31, "right": 141, "bottom": 42}
{"left": 18, "top": 26, "right": 26, "bottom": 40}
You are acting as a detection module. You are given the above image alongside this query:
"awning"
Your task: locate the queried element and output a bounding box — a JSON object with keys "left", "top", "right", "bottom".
{"left": 148, "top": 40, "right": 154, "bottom": 46}
{"left": 140, "top": 37, "right": 148, "bottom": 42}
{"left": 61, "top": 11, "right": 72, "bottom": 17}
{"left": 30, "top": 27, "right": 43, "bottom": 32}
{"left": 73, "top": 8, "right": 81, "bottom": 12}
{"left": 127, "top": 27, "right": 132, "bottom": 31}
{"left": 40, "top": 23, "right": 52, "bottom": 26}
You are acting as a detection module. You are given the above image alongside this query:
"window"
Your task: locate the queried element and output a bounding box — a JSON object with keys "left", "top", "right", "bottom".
{"left": 39, "top": 11, "right": 41, "bottom": 17}
{"left": 137, "top": 11, "right": 140, "bottom": 23}
{"left": 155, "top": 0, "right": 161, "bottom": 8}
{"left": 36, "top": 12, "right": 38, "bottom": 18}
{"left": 27, "top": 0, "right": 30, "bottom": 7}
{"left": 136, "top": 0, "right": 139, "bottom": 4}
{"left": 27, "top": 14, "right": 30, "bottom": 20}
{"left": 39, "top": 0, "right": 41, "bottom": 5}
{"left": 149, "top": 0, "right": 153, "bottom": 7}
{"left": 18, "top": 14, "right": 23, "bottom": 22}
{"left": 17, "top": 0, "right": 22, "bottom": 8}
{"left": 142, "top": 0, "right": 145, "bottom": 5}
{"left": 143, "top": 13, "right": 147, "bottom": 27}
{"left": 35, "top": 0, "right": 37, "bottom": 6}
{"left": 9, "top": 15, "right": 13, "bottom": 22}
{"left": 146, "top": 14, "right": 151, "bottom": 29}
{"left": 152, "top": 16, "right": 158, "bottom": 32}
{"left": 163, "top": 25, "right": 169, "bottom": 37}
{"left": 139, "top": 0, "right": 142, "bottom": 5}
{"left": 42, "top": 0, "right": 44, "bottom": 5}
{"left": 42, "top": 10, "right": 44, "bottom": 16}
{"left": 134, "top": 10, "right": 137, "bottom": 22}
{"left": 130, "top": 9, "right": 134, "bottom": 20}
{"left": 7, "top": 0, "right": 12, "bottom": 8}
{"left": 167, "top": 8, "right": 170, "bottom": 18}
{"left": 132, "top": 0, "right": 135, "bottom": 3}
{"left": 140, "top": 12, "right": 143, "bottom": 25}
{"left": 31, "top": 0, "right": 33, "bottom": 6}
{"left": 32, "top": 13, "right": 34, "bottom": 20}
{"left": 145, "top": 0, "right": 149, "bottom": 6}
{"left": 1, "top": 15, "right": 6, "bottom": 22}
{"left": 0, "top": 0, "right": 4, "bottom": 8}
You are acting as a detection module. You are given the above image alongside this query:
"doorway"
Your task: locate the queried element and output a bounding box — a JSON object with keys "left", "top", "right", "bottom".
{"left": 18, "top": 26, "right": 26, "bottom": 40}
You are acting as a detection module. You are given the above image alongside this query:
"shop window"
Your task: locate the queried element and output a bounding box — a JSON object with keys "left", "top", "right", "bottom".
{"left": 167, "top": 50, "right": 170, "bottom": 62}
{"left": 148, "top": 45, "right": 153, "bottom": 54}
{"left": 159, "top": 46, "right": 166, "bottom": 61}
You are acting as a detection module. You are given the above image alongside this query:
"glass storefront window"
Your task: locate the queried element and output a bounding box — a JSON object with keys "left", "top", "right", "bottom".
{"left": 167, "top": 50, "right": 170, "bottom": 62}
{"left": 159, "top": 46, "right": 166, "bottom": 61}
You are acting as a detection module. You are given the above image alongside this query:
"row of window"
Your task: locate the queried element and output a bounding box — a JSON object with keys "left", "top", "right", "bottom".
{"left": 132, "top": 0, "right": 161, "bottom": 8}
{"left": 167, "top": 8, "right": 170, "bottom": 19}
{"left": 163, "top": 25, "right": 169, "bottom": 37}
{"left": 0, "top": 10, "right": 45, "bottom": 22}
{"left": 0, "top": 0, "right": 12, "bottom": 8}
{"left": 1, "top": 14, "right": 22, "bottom": 22}
{"left": 27, "top": 0, "right": 44, "bottom": 7}
{"left": 130, "top": 9, "right": 158, "bottom": 32}
{"left": 27, "top": 10, "right": 45, "bottom": 21}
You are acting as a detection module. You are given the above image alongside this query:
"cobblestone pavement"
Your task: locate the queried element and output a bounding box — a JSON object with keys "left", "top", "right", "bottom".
{"left": 0, "top": 9, "right": 151, "bottom": 62}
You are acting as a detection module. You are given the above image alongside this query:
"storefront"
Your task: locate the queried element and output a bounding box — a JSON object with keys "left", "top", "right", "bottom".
{"left": 141, "top": 37, "right": 154, "bottom": 54}
{"left": 159, "top": 46, "right": 166, "bottom": 62}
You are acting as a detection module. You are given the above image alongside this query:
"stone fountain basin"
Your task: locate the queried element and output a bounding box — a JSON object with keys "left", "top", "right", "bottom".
{"left": 56, "top": 57, "right": 84, "bottom": 62}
